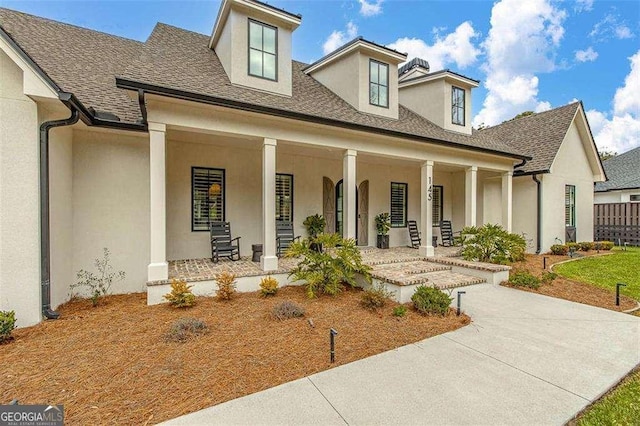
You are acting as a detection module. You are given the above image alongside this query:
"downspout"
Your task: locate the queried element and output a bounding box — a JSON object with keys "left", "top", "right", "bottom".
{"left": 40, "top": 92, "right": 80, "bottom": 319}
{"left": 532, "top": 174, "right": 542, "bottom": 254}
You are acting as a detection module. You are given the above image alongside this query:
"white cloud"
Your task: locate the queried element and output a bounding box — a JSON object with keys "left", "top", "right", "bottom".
{"left": 575, "top": 47, "right": 598, "bottom": 62}
{"left": 587, "top": 51, "right": 640, "bottom": 153}
{"left": 589, "top": 13, "right": 635, "bottom": 41}
{"left": 387, "top": 21, "right": 481, "bottom": 72}
{"left": 322, "top": 21, "right": 358, "bottom": 55}
{"left": 358, "top": 0, "right": 383, "bottom": 17}
{"left": 575, "top": 0, "right": 594, "bottom": 12}
{"left": 473, "top": 0, "right": 567, "bottom": 127}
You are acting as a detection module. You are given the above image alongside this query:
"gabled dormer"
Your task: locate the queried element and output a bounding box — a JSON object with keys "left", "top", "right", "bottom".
{"left": 209, "top": 0, "right": 301, "bottom": 97}
{"left": 304, "top": 38, "right": 407, "bottom": 120}
{"left": 398, "top": 65, "right": 479, "bottom": 135}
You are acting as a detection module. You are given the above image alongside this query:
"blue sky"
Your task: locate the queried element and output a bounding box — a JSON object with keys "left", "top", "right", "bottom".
{"left": 2, "top": 0, "right": 639, "bottom": 153}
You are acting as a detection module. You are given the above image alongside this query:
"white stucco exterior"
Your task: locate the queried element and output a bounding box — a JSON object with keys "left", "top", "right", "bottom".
{"left": 595, "top": 189, "right": 640, "bottom": 203}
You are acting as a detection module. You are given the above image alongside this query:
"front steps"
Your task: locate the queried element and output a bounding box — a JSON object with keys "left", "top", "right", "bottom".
{"left": 367, "top": 259, "right": 493, "bottom": 303}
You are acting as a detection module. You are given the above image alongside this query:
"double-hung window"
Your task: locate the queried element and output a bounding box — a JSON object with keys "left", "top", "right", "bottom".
{"left": 249, "top": 19, "right": 277, "bottom": 80}
{"left": 369, "top": 60, "right": 389, "bottom": 108}
{"left": 432, "top": 185, "right": 443, "bottom": 226}
{"left": 276, "top": 173, "right": 293, "bottom": 222}
{"left": 452, "top": 86, "right": 465, "bottom": 125}
{"left": 565, "top": 185, "right": 576, "bottom": 227}
{"left": 390, "top": 182, "right": 408, "bottom": 227}
{"left": 192, "top": 167, "right": 225, "bottom": 231}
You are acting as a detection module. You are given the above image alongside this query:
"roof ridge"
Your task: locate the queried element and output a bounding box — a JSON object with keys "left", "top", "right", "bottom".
{"left": 153, "top": 21, "right": 209, "bottom": 38}
{"left": 481, "top": 101, "right": 580, "bottom": 131}
{"left": 0, "top": 7, "right": 144, "bottom": 45}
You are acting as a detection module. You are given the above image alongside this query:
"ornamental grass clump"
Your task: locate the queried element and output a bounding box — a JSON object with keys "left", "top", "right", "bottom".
{"left": 460, "top": 224, "right": 526, "bottom": 264}
{"left": 215, "top": 271, "right": 237, "bottom": 301}
{"left": 0, "top": 310, "right": 17, "bottom": 344}
{"left": 259, "top": 276, "right": 279, "bottom": 297}
{"left": 163, "top": 279, "right": 196, "bottom": 308}
{"left": 286, "top": 233, "right": 371, "bottom": 298}
{"left": 271, "top": 300, "right": 305, "bottom": 320}
{"left": 411, "top": 285, "right": 452, "bottom": 316}
{"left": 164, "top": 318, "right": 208, "bottom": 343}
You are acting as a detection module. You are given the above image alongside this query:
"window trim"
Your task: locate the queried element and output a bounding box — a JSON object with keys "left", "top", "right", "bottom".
{"left": 451, "top": 86, "right": 465, "bottom": 126}
{"left": 276, "top": 173, "right": 294, "bottom": 222}
{"left": 247, "top": 18, "right": 278, "bottom": 82}
{"left": 630, "top": 194, "right": 640, "bottom": 202}
{"left": 369, "top": 59, "right": 390, "bottom": 109}
{"left": 432, "top": 185, "right": 444, "bottom": 227}
{"left": 565, "top": 184, "right": 576, "bottom": 227}
{"left": 390, "top": 182, "right": 408, "bottom": 228}
{"left": 191, "top": 166, "right": 226, "bottom": 232}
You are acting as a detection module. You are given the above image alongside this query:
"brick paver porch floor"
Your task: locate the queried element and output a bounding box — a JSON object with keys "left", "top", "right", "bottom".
{"left": 162, "top": 246, "right": 463, "bottom": 284}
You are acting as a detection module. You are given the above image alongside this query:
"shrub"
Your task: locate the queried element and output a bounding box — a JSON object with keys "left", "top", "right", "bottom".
{"left": 550, "top": 244, "right": 569, "bottom": 255}
{"left": 600, "top": 241, "right": 614, "bottom": 251}
{"left": 578, "top": 241, "right": 595, "bottom": 251}
{"left": 508, "top": 269, "right": 541, "bottom": 289}
{"left": 260, "top": 276, "right": 279, "bottom": 297}
{"left": 459, "top": 224, "right": 526, "bottom": 264}
{"left": 567, "top": 242, "right": 580, "bottom": 253}
{"left": 392, "top": 305, "right": 407, "bottom": 317}
{"left": 360, "top": 284, "right": 393, "bottom": 311}
{"left": 303, "top": 214, "right": 326, "bottom": 239}
{"left": 541, "top": 271, "right": 558, "bottom": 285}
{"left": 164, "top": 318, "right": 207, "bottom": 343}
{"left": 71, "top": 248, "right": 125, "bottom": 306}
{"left": 286, "top": 233, "right": 372, "bottom": 298}
{"left": 272, "top": 300, "right": 305, "bottom": 320}
{"left": 0, "top": 310, "right": 17, "bottom": 343}
{"left": 374, "top": 213, "right": 391, "bottom": 236}
{"left": 163, "top": 279, "right": 196, "bottom": 308}
{"left": 215, "top": 271, "right": 237, "bottom": 301}
{"left": 411, "top": 285, "right": 452, "bottom": 316}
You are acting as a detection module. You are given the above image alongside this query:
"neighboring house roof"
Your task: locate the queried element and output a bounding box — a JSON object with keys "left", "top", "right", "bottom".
{"left": 479, "top": 103, "right": 581, "bottom": 174}
{"left": 595, "top": 147, "right": 640, "bottom": 192}
{"left": 0, "top": 8, "right": 143, "bottom": 123}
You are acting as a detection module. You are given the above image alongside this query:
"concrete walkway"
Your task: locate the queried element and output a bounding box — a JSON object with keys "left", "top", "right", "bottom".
{"left": 163, "top": 285, "right": 640, "bottom": 425}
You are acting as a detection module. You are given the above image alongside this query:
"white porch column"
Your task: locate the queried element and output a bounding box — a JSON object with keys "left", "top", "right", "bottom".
{"left": 343, "top": 149, "right": 357, "bottom": 240}
{"left": 502, "top": 171, "right": 513, "bottom": 232}
{"left": 148, "top": 122, "right": 168, "bottom": 281}
{"left": 261, "top": 138, "right": 278, "bottom": 271}
{"left": 465, "top": 166, "right": 478, "bottom": 227}
{"left": 419, "top": 161, "right": 434, "bottom": 257}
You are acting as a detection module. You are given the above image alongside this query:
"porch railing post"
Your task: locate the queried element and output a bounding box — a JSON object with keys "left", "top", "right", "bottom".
{"left": 419, "top": 160, "right": 434, "bottom": 257}
{"left": 261, "top": 138, "right": 278, "bottom": 271}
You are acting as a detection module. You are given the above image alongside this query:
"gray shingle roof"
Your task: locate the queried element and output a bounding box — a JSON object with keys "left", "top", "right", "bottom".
{"left": 1, "top": 8, "right": 535, "bottom": 160}
{"left": 0, "top": 8, "right": 143, "bottom": 123}
{"left": 595, "top": 147, "right": 640, "bottom": 192}
{"left": 479, "top": 103, "right": 580, "bottom": 174}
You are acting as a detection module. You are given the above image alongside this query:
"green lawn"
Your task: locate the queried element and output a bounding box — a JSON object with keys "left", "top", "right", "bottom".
{"left": 554, "top": 247, "right": 640, "bottom": 301}
{"left": 576, "top": 368, "right": 640, "bottom": 425}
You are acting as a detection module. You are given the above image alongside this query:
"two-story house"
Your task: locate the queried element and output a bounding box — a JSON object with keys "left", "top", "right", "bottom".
{"left": 0, "top": 0, "right": 605, "bottom": 326}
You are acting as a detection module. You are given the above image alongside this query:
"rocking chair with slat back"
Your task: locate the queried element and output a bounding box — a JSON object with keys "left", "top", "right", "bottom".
{"left": 210, "top": 221, "right": 241, "bottom": 262}
{"left": 276, "top": 222, "right": 301, "bottom": 257}
{"left": 407, "top": 220, "right": 421, "bottom": 248}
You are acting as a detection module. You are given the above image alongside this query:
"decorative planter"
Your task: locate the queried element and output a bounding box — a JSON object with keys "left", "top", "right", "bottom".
{"left": 377, "top": 235, "right": 389, "bottom": 249}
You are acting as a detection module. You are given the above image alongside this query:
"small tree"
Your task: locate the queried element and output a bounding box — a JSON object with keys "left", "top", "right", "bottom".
{"left": 71, "top": 248, "right": 125, "bottom": 306}
{"left": 459, "top": 224, "right": 526, "bottom": 264}
{"left": 286, "top": 233, "right": 371, "bottom": 298}
{"left": 303, "top": 214, "right": 326, "bottom": 238}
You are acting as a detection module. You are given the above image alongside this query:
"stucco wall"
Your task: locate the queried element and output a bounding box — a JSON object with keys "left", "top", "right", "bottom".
{"left": 399, "top": 79, "right": 445, "bottom": 128}
{"left": 595, "top": 189, "right": 640, "bottom": 203}
{"left": 482, "top": 176, "right": 502, "bottom": 226}
{"left": 0, "top": 50, "right": 41, "bottom": 327}
{"left": 543, "top": 121, "right": 596, "bottom": 249}
{"left": 512, "top": 176, "right": 538, "bottom": 253}
{"left": 311, "top": 51, "right": 360, "bottom": 112}
{"left": 72, "top": 130, "right": 149, "bottom": 295}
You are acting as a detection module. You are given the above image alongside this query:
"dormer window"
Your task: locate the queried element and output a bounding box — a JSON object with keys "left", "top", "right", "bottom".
{"left": 249, "top": 19, "right": 277, "bottom": 81}
{"left": 369, "top": 60, "right": 389, "bottom": 108}
{"left": 452, "top": 86, "right": 465, "bottom": 126}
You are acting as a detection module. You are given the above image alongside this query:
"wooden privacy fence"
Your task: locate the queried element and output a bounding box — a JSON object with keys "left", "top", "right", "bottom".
{"left": 594, "top": 202, "right": 640, "bottom": 246}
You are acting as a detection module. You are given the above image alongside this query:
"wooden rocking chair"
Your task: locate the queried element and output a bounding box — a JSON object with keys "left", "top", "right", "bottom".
{"left": 440, "top": 220, "right": 460, "bottom": 247}
{"left": 407, "top": 220, "right": 421, "bottom": 248}
{"left": 210, "top": 221, "right": 241, "bottom": 262}
{"left": 276, "top": 222, "right": 301, "bottom": 257}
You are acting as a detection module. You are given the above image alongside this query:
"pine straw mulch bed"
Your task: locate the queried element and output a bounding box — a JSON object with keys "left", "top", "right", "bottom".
{"left": 1, "top": 286, "right": 470, "bottom": 425}
{"left": 502, "top": 253, "right": 638, "bottom": 312}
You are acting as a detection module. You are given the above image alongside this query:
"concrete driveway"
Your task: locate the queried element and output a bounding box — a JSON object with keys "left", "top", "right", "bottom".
{"left": 163, "top": 284, "right": 640, "bottom": 425}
